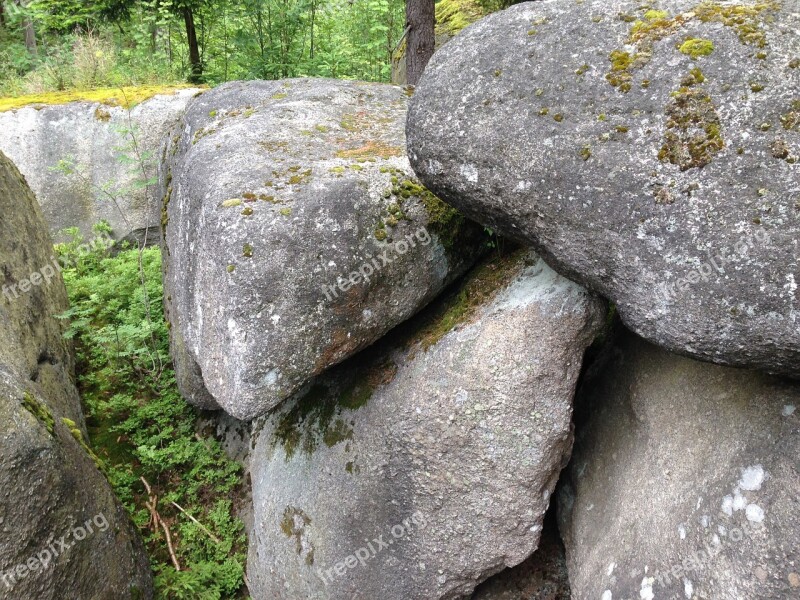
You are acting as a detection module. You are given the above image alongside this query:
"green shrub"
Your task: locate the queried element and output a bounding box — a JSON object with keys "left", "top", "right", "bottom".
{"left": 57, "top": 233, "right": 247, "bottom": 600}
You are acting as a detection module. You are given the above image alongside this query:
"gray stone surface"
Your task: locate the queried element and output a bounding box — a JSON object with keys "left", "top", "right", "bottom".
{"left": 558, "top": 326, "right": 800, "bottom": 600}
{"left": 0, "top": 151, "right": 153, "bottom": 599}
{"left": 407, "top": 0, "right": 800, "bottom": 378}
{"left": 161, "top": 78, "right": 486, "bottom": 420}
{"left": 0, "top": 88, "right": 200, "bottom": 241}
{"left": 246, "top": 249, "right": 605, "bottom": 600}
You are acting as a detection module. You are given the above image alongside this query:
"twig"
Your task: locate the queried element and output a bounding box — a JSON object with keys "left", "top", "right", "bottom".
{"left": 171, "top": 501, "right": 222, "bottom": 544}
{"left": 141, "top": 477, "right": 181, "bottom": 571}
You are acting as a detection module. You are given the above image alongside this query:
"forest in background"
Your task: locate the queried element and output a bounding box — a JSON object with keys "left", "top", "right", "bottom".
{"left": 0, "top": 0, "right": 514, "bottom": 96}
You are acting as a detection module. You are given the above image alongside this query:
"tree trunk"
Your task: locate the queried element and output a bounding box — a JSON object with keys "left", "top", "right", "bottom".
{"left": 183, "top": 6, "right": 202, "bottom": 83}
{"left": 0, "top": 3, "right": 6, "bottom": 29}
{"left": 405, "top": 0, "right": 434, "bottom": 86}
{"left": 14, "top": 0, "right": 37, "bottom": 55}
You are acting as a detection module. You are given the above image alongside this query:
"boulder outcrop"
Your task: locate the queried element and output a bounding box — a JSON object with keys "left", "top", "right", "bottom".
{"left": 0, "top": 88, "right": 200, "bottom": 243}
{"left": 559, "top": 327, "right": 800, "bottom": 600}
{"left": 161, "top": 78, "right": 486, "bottom": 420}
{"left": 247, "top": 249, "right": 605, "bottom": 599}
{"left": 407, "top": 0, "right": 800, "bottom": 378}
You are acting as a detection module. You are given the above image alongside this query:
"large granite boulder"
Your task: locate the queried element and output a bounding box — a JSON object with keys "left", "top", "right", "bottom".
{"left": 0, "top": 152, "right": 153, "bottom": 598}
{"left": 161, "top": 78, "right": 486, "bottom": 421}
{"left": 0, "top": 88, "right": 200, "bottom": 242}
{"left": 558, "top": 327, "right": 800, "bottom": 600}
{"left": 246, "top": 249, "right": 605, "bottom": 600}
{"left": 407, "top": 0, "right": 800, "bottom": 378}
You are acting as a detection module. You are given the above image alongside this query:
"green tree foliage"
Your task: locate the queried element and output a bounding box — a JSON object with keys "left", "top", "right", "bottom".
{"left": 0, "top": 0, "right": 406, "bottom": 93}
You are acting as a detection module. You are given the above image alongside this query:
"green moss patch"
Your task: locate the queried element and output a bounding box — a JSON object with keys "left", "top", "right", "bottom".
{"left": 658, "top": 88, "right": 725, "bottom": 170}
{"left": 605, "top": 2, "right": 776, "bottom": 94}
{"left": 411, "top": 249, "right": 529, "bottom": 351}
{"left": 435, "top": 0, "right": 485, "bottom": 37}
{"left": 271, "top": 358, "right": 398, "bottom": 459}
{"left": 679, "top": 38, "right": 715, "bottom": 58}
{"left": 21, "top": 392, "right": 55, "bottom": 435}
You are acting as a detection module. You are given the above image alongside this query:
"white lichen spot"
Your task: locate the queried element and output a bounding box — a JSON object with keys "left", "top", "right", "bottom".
{"left": 459, "top": 163, "right": 479, "bottom": 183}
{"left": 733, "top": 493, "right": 747, "bottom": 512}
{"left": 607, "top": 562, "right": 616, "bottom": 577}
{"left": 260, "top": 368, "right": 280, "bottom": 388}
{"left": 684, "top": 578, "right": 694, "bottom": 599}
{"left": 785, "top": 273, "right": 797, "bottom": 295}
{"left": 679, "top": 525, "right": 687, "bottom": 540}
{"left": 783, "top": 405, "right": 796, "bottom": 417}
{"left": 739, "top": 465, "right": 766, "bottom": 491}
{"left": 721, "top": 495, "right": 734, "bottom": 516}
{"left": 700, "top": 515, "right": 710, "bottom": 528}
{"left": 746, "top": 504, "right": 765, "bottom": 523}
{"left": 640, "top": 577, "right": 655, "bottom": 600}
{"left": 602, "top": 591, "right": 613, "bottom": 600}
{"left": 515, "top": 180, "right": 532, "bottom": 192}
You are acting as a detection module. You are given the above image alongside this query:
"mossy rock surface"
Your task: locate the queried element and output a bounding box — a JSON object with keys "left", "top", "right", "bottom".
{"left": 408, "top": 0, "right": 800, "bottom": 378}
{"left": 160, "top": 78, "right": 487, "bottom": 420}
{"left": 248, "top": 249, "right": 606, "bottom": 600}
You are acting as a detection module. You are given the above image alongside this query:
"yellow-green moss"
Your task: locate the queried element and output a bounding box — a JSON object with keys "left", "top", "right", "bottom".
{"left": 606, "top": 2, "right": 776, "bottom": 94}
{"left": 781, "top": 100, "right": 800, "bottom": 130}
{"left": 644, "top": 9, "right": 670, "bottom": 20}
{"left": 682, "top": 67, "right": 706, "bottom": 86}
{"left": 0, "top": 84, "right": 200, "bottom": 113}
{"left": 62, "top": 417, "right": 106, "bottom": 473}
{"left": 22, "top": 392, "right": 54, "bottom": 435}
{"left": 435, "top": 0, "right": 485, "bottom": 36}
{"left": 680, "top": 38, "right": 715, "bottom": 58}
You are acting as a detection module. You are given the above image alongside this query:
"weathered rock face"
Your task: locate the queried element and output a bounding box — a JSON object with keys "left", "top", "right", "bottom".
{"left": 0, "top": 153, "right": 81, "bottom": 428}
{"left": 407, "top": 0, "right": 800, "bottom": 378}
{"left": 246, "top": 250, "right": 605, "bottom": 600}
{"left": 558, "top": 327, "right": 800, "bottom": 600}
{"left": 0, "top": 152, "right": 153, "bottom": 599}
{"left": 0, "top": 88, "right": 199, "bottom": 242}
{"left": 162, "top": 78, "right": 486, "bottom": 421}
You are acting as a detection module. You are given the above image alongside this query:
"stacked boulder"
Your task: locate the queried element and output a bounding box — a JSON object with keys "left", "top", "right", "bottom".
{"left": 160, "top": 79, "right": 487, "bottom": 421}
{"left": 405, "top": 0, "right": 800, "bottom": 597}
{"left": 246, "top": 250, "right": 605, "bottom": 599}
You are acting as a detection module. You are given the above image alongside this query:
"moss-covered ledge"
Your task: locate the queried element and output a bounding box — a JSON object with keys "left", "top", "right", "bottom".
{"left": 0, "top": 84, "right": 203, "bottom": 113}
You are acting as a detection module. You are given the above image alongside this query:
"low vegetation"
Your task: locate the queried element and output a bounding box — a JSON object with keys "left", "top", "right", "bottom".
{"left": 56, "top": 226, "right": 247, "bottom": 600}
